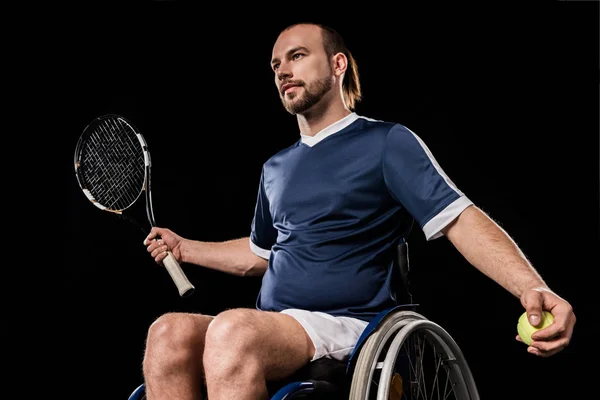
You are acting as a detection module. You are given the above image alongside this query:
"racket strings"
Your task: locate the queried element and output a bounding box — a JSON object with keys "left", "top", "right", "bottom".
{"left": 80, "top": 117, "right": 146, "bottom": 211}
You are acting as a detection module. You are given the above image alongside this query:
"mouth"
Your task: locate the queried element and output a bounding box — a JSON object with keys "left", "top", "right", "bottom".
{"left": 281, "top": 83, "right": 301, "bottom": 95}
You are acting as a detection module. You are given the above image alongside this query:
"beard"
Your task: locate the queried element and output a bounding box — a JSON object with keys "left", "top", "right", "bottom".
{"left": 280, "top": 75, "right": 333, "bottom": 115}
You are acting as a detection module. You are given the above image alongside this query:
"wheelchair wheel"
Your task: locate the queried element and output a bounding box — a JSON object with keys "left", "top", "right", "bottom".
{"left": 128, "top": 383, "right": 146, "bottom": 400}
{"left": 349, "top": 311, "right": 479, "bottom": 400}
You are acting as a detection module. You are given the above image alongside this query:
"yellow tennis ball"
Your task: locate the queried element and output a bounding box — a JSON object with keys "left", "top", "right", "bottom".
{"left": 517, "top": 311, "right": 554, "bottom": 345}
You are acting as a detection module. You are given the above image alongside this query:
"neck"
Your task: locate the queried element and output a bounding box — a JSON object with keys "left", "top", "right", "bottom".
{"left": 296, "top": 97, "right": 351, "bottom": 137}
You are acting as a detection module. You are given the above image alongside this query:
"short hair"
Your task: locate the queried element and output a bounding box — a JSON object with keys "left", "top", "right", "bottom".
{"left": 282, "top": 22, "right": 362, "bottom": 111}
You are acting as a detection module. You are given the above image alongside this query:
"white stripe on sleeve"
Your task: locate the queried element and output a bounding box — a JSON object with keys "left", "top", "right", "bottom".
{"left": 249, "top": 238, "right": 271, "bottom": 259}
{"left": 423, "top": 196, "right": 474, "bottom": 240}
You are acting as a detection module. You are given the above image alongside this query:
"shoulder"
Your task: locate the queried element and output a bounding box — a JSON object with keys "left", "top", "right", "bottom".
{"left": 380, "top": 122, "right": 425, "bottom": 149}
{"left": 262, "top": 139, "right": 301, "bottom": 166}
{"left": 354, "top": 115, "right": 413, "bottom": 140}
{"left": 354, "top": 115, "right": 398, "bottom": 133}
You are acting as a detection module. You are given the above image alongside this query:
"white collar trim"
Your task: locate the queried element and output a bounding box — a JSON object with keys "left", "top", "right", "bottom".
{"left": 300, "top": 112, "right": 360, "bottom": 147}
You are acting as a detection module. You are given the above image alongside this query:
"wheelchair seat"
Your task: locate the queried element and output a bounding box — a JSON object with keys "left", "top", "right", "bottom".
{"left": 267, "top": 357, "right": 349, "bottom": 399}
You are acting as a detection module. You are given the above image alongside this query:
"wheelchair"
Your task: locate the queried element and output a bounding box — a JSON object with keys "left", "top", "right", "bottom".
{"left": 128, "top": 241, "right": 480, "bottom": 399}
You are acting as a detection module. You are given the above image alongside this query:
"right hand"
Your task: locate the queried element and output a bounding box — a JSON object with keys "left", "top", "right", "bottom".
{"left": 143, "top": 227, "right": 184, "bottom": 265}
{"left": 517, "top": 287, "right": 576, "bottom": 357}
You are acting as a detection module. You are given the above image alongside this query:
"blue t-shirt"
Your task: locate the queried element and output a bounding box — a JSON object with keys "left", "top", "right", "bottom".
{"left": 250, "top": 113, "right": 473, "bottom": 322}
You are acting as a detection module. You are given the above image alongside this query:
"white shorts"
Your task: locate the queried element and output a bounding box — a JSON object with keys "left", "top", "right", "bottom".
{"left": 281, "top": 309, "right": 369, "bottom": 362}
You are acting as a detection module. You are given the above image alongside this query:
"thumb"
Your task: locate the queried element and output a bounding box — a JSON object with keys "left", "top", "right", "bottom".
{"left": 521, "top": 289, "right": 544, "bottom": 327}
{"left": 143, "top": 227, "right": 162, "bottom": 245}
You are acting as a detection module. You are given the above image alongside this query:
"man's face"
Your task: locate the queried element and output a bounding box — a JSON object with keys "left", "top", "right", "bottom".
{"left": 271, "top": 25, "right": 334, "bottom": 115}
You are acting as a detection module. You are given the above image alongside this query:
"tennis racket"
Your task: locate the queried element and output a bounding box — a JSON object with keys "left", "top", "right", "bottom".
{"left": 74, "top": 114, "right": 195, "bottom": 297}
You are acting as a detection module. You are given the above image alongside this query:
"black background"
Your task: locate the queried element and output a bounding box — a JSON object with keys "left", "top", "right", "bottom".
{"left": 63, "top": 2, "right": 597, "bottom": 399}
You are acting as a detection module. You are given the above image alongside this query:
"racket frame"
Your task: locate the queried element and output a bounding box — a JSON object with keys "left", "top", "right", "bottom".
{"left": 74, "top": 114, "right": 195, "bottom": 297}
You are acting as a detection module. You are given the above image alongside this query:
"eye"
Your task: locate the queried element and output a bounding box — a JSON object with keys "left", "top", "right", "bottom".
{"left": 272, "top": 63, "right": 280, "bottom": 71}
{"left": 292, "top": 53, "right": 304, "bottom": 60}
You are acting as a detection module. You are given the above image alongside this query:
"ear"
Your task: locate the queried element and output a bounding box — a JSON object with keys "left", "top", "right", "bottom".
{"left": 331, "top": 52, "right": 348, "bottom": 77}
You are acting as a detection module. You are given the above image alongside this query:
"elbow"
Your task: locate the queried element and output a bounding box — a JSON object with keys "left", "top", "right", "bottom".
{"left": 240, "top": 268, "right": 261, "bottom": 277}
{"left": 240, "top": 265, "right": 266, "bottom": 277}
{"left": 239, "top": 256, "right": 268, "bottom": 277}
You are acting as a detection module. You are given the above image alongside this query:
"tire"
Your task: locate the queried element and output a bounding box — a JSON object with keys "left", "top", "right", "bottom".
{"left": 349, "top": 311, "right": 479, "bottom": 400}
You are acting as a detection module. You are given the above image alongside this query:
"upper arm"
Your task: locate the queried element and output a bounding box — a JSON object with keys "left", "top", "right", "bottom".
{"left": 249, "top": 167, "right": 278, "bottom": 260}
{"left": 442, "top": 205, "right": 501, "bottom": 246}
{"left": 441, "top": 203, "right": 476, "bottom": 239}
{"left": 382, "top": 124, "right": 473, "bottom": 240}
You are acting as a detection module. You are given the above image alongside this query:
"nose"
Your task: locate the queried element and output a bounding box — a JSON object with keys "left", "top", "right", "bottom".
{"left": 276, "top": 62, "right": 292, "bottom": 81}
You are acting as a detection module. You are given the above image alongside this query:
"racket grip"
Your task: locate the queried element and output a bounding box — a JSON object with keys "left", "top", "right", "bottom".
{"left": 162, "top": 251, "right": 195, "bottom": 297}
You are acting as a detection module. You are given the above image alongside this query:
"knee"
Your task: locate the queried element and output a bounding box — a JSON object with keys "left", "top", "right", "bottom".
{"left": 145, "top": 312, "right": 211, "bottom": 360}
{"left": 204, "top": 309, "right": 261, "bottom": 360}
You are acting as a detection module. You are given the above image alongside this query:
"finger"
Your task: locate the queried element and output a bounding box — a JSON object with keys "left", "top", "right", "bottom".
{"left": 527, "top": 346, "right": 542, "bottom": 356}
{"left": 530, "top": 332, "right": 569, "bottom": 356}
{"left": 144, "top": 232, "right": 157, "bottom": 245}
{"left": 530, "top": 323, "right": 561, "bottom": 342}
{"left": 530, "top": 339, "right": 563, "bottom": 354}
{"left": 527, "top": 346, "right": 551, "bottom": 357}
{"left": 145, "top": 227, "right": 166, "bottom": 244}
{"left": 155, "top": 249, "right": 169, "bottom": 264}
{"left": 146, "top": 240, "right": 158, "bottom": 253}
{"left": 515, "top": 334, "right": 524, "bottom": 343}
{"left": 533, "top": 329, "right": 569, "bottom": 348}
{"left": 145, "top": 239, "right": 164, "bottom": 252}
{"left": 152, "top": 245, "right": 169, "bottom": 260}
{"left": 528, "top": 343, "right": 563, "bottom": 358}
{"left": 521, "top": 290, "right": 544, "bottom": 327}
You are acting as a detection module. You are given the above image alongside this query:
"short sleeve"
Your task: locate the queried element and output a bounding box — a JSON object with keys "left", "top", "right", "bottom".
{"left": 250, "top": 167, "right": 278, "bottom": 259}
{"left": 382, "top": 124, "right": 473, "bottom": 240}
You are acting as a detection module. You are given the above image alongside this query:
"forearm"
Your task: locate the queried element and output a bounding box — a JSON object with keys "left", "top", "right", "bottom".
{"left": 443, "top": 205, "right": 548, "bottom": 298}
{"left": 180, "top": 236, "right": 268, "bottom": 277}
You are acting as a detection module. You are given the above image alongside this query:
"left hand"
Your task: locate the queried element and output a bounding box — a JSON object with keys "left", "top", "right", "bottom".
{"left": 517, "top": 287, "right": 576, "bottom": 357}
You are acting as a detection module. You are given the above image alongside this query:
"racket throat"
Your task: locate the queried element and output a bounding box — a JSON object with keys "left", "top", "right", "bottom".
{"left": 145, "top": 167, "right": 158, "bottom": 228}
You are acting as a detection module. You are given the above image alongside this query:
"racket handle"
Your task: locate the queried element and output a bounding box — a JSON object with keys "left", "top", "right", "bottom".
{"left": 162, "top": 251, "right": 195, "bottom": 297}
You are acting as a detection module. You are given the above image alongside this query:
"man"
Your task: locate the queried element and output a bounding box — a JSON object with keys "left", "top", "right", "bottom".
{"left": 141, "top": 22, "right": 576, "bottom": 400}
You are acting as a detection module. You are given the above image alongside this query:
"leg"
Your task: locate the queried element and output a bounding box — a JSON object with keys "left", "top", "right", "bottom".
{"left": 143, "top": 312, "right": 214, "bottom": 400}
{"left": 203, "top": 308, "right": 316, "bottom": 400}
